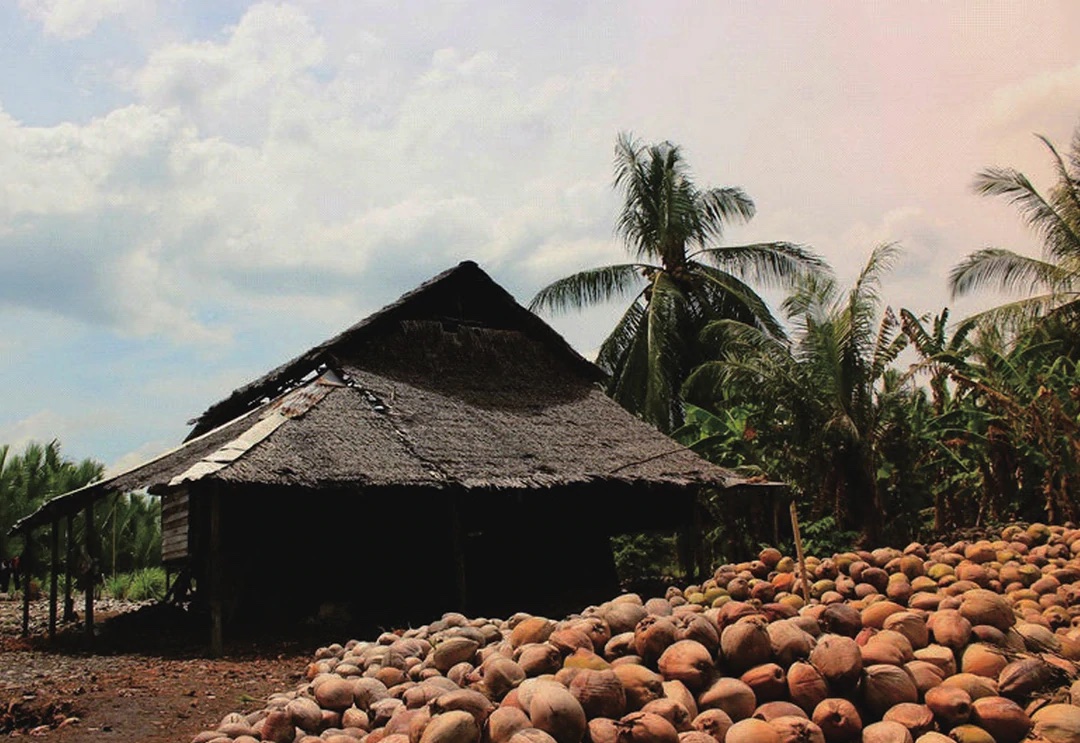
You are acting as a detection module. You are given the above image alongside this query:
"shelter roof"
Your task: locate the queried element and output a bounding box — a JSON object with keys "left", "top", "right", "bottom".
{"left": 12, "top": 262, "right": 756, "bottom": 534}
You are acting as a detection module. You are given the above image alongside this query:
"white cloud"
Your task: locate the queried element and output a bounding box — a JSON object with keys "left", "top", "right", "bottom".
{"left": 0, "top": 2, "right": 624, "bottom": 345}
{"left": 0, "top": 411, "right": 72, "bottom": 453}
{"left": 18, "top": 0, "right": 150, "bottom": 39}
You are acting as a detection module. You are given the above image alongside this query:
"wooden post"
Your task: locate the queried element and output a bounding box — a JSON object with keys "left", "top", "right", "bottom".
{"left": 21, "top": 533, "right": 33, "bottom": 637}
{"left": 84, "top": 503, "right": 96, "bottom": 642}
{"left": 208, "top": 490, "right": 223, "bottom": 657}
{"left": 49, "top": 519, "right": 59, "bottom": 639}
{"left": 789, "top": 500, "right": 811, "bottom": 605}
{"left": 63, "top": 513, "right": 74, "bottom": 622}
{"left": 449, "top": 495, "right": 468, "bottom": 613}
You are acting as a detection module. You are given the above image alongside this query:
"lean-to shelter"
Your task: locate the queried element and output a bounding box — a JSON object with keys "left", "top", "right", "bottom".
{"left": 12, "top": 261, "right": 757, "bottom": 648}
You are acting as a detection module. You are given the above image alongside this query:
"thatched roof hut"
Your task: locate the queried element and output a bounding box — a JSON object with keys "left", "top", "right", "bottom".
{"left": 13, "top": 261, "right": 756, "bottom": 648}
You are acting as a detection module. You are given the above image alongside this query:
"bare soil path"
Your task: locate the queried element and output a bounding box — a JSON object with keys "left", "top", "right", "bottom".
{"left": 0, "top": 596, "right": 312, "bottom": 742}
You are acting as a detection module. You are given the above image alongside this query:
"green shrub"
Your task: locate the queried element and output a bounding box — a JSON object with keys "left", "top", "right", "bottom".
{"left": 104, "top": 573, "right": 130, "bottom": 600}
{"left": 126, "top": 567, "right": 166, "bottom": 601}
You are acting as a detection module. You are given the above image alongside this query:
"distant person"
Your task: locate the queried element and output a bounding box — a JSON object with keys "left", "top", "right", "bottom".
{"left": 0, "top": 559, "right": 10, "bottom": 593}
{"left": 10, "top": 555, "right": 20, "bottom": 590}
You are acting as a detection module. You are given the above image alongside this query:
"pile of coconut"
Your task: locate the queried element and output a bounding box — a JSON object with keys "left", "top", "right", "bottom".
{"left": 190, "top": 523, "right": 1080, "bottom": 743}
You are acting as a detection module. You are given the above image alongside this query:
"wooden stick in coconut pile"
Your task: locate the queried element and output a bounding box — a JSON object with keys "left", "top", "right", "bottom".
{"left": 789, "top": 499, "right": 810, "bottom": 605}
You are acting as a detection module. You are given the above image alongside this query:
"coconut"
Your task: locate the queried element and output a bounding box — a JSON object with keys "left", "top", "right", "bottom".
{"left": 753, "top": 702, "right": 807, "bottom": 722}
{"left": 860, "top": 721, "right": 913, "bottom": 743}
{"left": 605, "top": 604, "right": 649, "bottom": 636}
{"left": 528, "top": 684, "right": 587, "bottom": 743}
{"left": 958, "top": 644, "right": 1007, "bottom": 679}
{"left": 613, "top": 665, "right": 664, "bottom": 712}
{"left": 882, "top": 704, "right": 934, "bottom": 738}
{"left": 487, "top": 707, "right": 532, "bottom": 743}
{"left": 690, "top": 709, "right": 733, "bottom": 742}
{"left": 740, "top": 663, "right": 786, "bottom": 703}
{"left": 819, "top": 604, "right": 863, "bottom": 637}
{"left": 959, "top": 590, "right": 1015, "bottom": 632}
{"left": 968, "top": 696, "right": 1031, "bottom": 743}
{"left": 787, "top": 662, "right": 829, "bottom": 714}
{"left": 860, "top": 631, "right": 914, "bottom": 666}
{"left": 767, "top": 620, "right": 815, "bottom": 667}
{"left": 940, "top": 674, "right": 997, "bottom": 701}
{"left": 720, "top": 618, "right": 772, "bottom": 673}
{"left": 767, "top": 715, "right": 825, "bottom": 743}
{"left": 675, "top": 733, "right": 713, "bottom": 743}
{"left": 657, "top": 641, "right": 714, "bottom": 693}
{"left": 639, "top": 700, "right": 693, "bottom": 734}
{"left": 924, "top": 684, "right": 972, "bottom": 728}
{"left": 476, "top": 657, "right": 526, "bottom": 700}
{"left": 615, "top": 711, "right": 679, "bottom": 743}
{"left": 862, "top": 601, "right": 907, "bottom": 630}
{"left": 518, "top": 645, "right": 562, "bottom": 677}
{"left": 1014, "top": 621, "right": 1061, "bottom": 653}
{"left": 287, "top": 697, "right": 324, "bottom": 733}
{"left": 676, "top": 616, "right": 720, "bottom": 655}
{"left": 1031, "top": 703, "right": 1080, "bottom": 743}
{"left": 724, "top": 718, "right": 781, "bottom": 743}
{"left": 434, "top": 639, "right": 481, "bottom": 673}
{"left": 996, "top": 657, "right": 1054, "bottom": 698}
{"left": 861, "top": 664, "right": 919, "bottom": 718}
{"left": 696, "top": 677, "right": 756, "bottom": 722}
{"left": 882, "top": 612, "right": 930, "bottom": 650}
{"left": 508, "top": 729, "right": 558, "bottom": 743}
{"left": 661, "top": 681, "right": 697, "bottom": 721}
{"left": 904, "top": 660, "right": 945, "bottom": 696}
{"left": 634, "top": 618, "right": 679, "bottom": 665}
{"left": 567, "top": 669, "right": 626, "bottom": 721}
{"left": 316, "top": 678, "right": 358, "bottom": 712}
{"left": 945, "top": 724, "right": 994, "bottom": 742}
{"left": 928, "top": 610, "right": 972, "bottom": 650}
{"left": 261, "top": 710, "right": 296, "bottom": 743}
{"left": 420, "top": 711, "right": 481, "bottom": 743}
{"left": 811, "top": 698, "right": 862, "bottom": 742}
{"left": 432, "top": 690, "right": 497, "bottom": 728}
{"left": 809, "top": 635, "right": 863, "bottom": 690}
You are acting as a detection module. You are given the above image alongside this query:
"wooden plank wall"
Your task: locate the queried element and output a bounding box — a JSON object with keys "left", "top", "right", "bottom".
{"left": 161, "top": 490, "right": 190, "bottom": 563}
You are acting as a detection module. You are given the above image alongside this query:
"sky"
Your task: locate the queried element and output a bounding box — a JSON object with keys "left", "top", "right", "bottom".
{"left": 1, "top": 1, "right": 1079, "bottom": 471}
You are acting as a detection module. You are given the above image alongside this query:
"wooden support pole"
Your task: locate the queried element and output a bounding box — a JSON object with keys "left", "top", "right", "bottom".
{"left": 63, "top": 513, "right": 74, "bottom": 622}
{"left": 208, "top": 490, "right": 223, "bottom": 657}
{"left": 789, "top": 500, "right": 811, "bottom": 605}
{"left": 84, "top": 503, "right": 96, "bottom": 642}
{"left": 21, "top": 534, "right": 32, "bottom": 637}
{"left": 449, "top": 495, "right": 468, "bottom": 613}
{"left": 49, "top": 519, "right": 59, "bottom": 639}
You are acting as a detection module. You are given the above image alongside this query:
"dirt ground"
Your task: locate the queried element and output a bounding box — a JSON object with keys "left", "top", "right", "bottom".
{"left": 0, "top": 595, "right": 313, "bottom": 742}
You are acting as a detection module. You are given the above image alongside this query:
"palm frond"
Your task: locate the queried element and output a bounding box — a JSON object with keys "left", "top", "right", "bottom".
{"left": 973, "top": 165, "right": 1080, "bottom": 263}
{"left": 692, "top": 262, "right": 787, "bottom": 340}
{"left": 529, "top": 263, "right": 650, "bottom": 313}
{"left": 695, "top": 187, "right": 756, "bottom": 242}
{"left": 949, "top": 248, "right": 1076, "bottom": 298}
{"left": 596, "top": 294, "right": 647, "bottom": 375}
{"left": 871, "top": 307, "right": 907, "bottom": 380}
{"left": 693, "top": 242, "right": 828, "bottom": 288}
{"left": 642, "top": 272, "right": 691, "bottom": 431}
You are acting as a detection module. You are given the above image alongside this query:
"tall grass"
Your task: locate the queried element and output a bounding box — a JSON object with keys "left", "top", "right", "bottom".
{"left": 102, "top": 567, "right": 167, "bottom": 601}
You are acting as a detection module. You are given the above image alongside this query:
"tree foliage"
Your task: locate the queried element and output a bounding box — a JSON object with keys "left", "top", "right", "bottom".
{"left": 532, "top": 133, "right": 823, "bottom": 432}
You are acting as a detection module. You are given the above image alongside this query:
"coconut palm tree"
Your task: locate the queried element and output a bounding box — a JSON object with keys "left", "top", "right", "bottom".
{"left": 530, "top": 133, "right": 824, "bottom": 432}
{"left": 683, "top": 244, "right": 911, "bottom": 542}
{"left": 950, "top": 126, "right": 1080, "bottom": 329}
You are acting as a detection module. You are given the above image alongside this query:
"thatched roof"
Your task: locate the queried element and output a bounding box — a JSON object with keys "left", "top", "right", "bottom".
{"left": 13, "top": 262, "right": 749, "bottom": 534}
{"left": 186, "top": 261, "right": 601, "bottom": 439}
